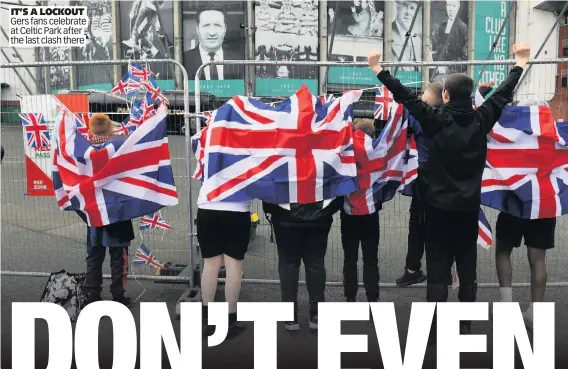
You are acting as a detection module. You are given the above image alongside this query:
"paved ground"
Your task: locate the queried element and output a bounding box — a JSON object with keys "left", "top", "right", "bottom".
{"left": 2, "top": 275, "right": 568, "bottom": 369}
{"left": 2, "top": 125, "right": 568, "bottom": 285}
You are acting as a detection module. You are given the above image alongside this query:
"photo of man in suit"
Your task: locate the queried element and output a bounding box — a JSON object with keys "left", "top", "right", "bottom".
{"left": 391, "top": 0, "right": 422, "bottom": 72}
{"left": 431, "top": 0, "right": 468, "bottom": 78}
{"left": 183, "top": 5, "right": 242, "bottom": 81}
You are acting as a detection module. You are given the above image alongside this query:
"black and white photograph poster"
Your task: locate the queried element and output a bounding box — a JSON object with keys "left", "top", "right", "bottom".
{"left": 40, "top": 0, "right": 70, "bottom": 93}
{"left": 254, "top": 0, "right": 319, "bottom": 96}
{"left": 327, "top": 0, "right": 385, "bottom": 86}
{"left": 391, "top": 0, "right": 423, "bottom": 83}
{"left": 74, "top": 0, "right": 114, "bottom": 91}
{"left": 429, "top": 0, "right": 469, "bottom": 83}
{"left": 183, "top": 1, "right": 246, "bottom": 97}
{"left": 120, "top": 0, "right": 175, "bottom": 90}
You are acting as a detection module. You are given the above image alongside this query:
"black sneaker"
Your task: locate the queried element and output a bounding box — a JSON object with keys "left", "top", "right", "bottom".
{"left": 309, "top": 313, "right": 318, "bottom": 330}
{"left": 112, "top": 295, "right": 132, "bottom": 308}
{"left": 396, "top": 269, "right": 427, "bottom": 287}
{"left": 84, "top": 292, "right": 102, "bottom": 306}
{"left": 346, "top": 297, "right": 356, "bottom": 302}
{"left": 203, "top": 321, "right": 216, "bottom": 337}
{"left": 226, "top": 321, "right": 247, "bottom": 339}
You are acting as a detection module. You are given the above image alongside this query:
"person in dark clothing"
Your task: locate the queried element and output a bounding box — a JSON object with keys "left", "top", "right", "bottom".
{"left": 1, "top": 145, "right": 4, "bottom": 161}
{"left": 397, "top": 81, "right": 495, "bottom": 286}
{"left": 341, "top": 119, "right": 380, "bottom": 303}
{"left": 367, "top": 42, "right": 530, "bottom": 335}
{"left": 82, "top": 114, "right": 135, "bottom": 307}
{"left": 397, "top": 82, "right": 443, "bottom": 286}
{"left": 263, "top": 197, "right": 342, "bottom": 331}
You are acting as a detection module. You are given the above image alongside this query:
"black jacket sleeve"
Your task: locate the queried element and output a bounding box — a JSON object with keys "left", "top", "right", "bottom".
{"left": 476, "top": 66, "right": 524, "bottom": 134}
{"left": 376, "top": 70, "right": 443, "bottom": 138}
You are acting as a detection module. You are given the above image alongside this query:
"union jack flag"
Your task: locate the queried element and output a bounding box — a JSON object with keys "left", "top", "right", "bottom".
{"left": 129, "top": 64, "right": 154, "bottom": 81}
{"left": 475, "top": 93, "right": 568, "bottom": 219}
{"left": 113, "top": 120, "right": 133, "bottom": 136}
{"left": 344, "top": 103, "right": 418, "bottom": 215}
{"left": 51, "top": 106, "right": 179, "bottom": 227}
{"left": 374, "top": 86, "right": 394, "bottom": 121}
{"left": 319, "top": 94, "right": 334, "bottom": 104}
{"left": 20, "top": 113, "right": 50, "bottom": 149}
{"left": 109, "top": 74, "right": 141, "bottom": 98}
{"left": 478, "top": 209, "right": 493, "bottom": 249}
{"left": 133, "top": 243, "right": 164, "bottom": 269}
{"left": 74, "top": 113, "right": 92, "bottom": 139}
{"left": 142, "top": 78, "right": 168, "bottom": 105}
{"left": 191, "top": 85, "right": 362, "bottom": 205}
{"left": 139, "top": 213, "right": 173, "bottom": 231}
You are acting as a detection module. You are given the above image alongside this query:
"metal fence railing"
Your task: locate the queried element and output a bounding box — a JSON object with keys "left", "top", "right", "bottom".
{"left": 0, "top": 59, "right": 198, "bottom": 289}
{"left": 191, "top": 58, "right": 568, "bottom": 288}
{"left": 1, "top": 58, "right": 567, "bottom": 292}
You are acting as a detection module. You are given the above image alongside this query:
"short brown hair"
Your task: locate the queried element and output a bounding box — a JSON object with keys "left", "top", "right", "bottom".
{"left": 426, "top": 82, "right": 444, "bottom": 105}
{"left": 89, "top": 113, "right": 113, "bottom": 136}
{"left": 354, "top": 118, "right": 375, "bottom": 138}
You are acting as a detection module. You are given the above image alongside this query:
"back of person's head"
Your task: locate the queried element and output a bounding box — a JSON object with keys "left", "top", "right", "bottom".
{"left": 443, "top": 73, "right": 474, "bottom": 103}
{"left": 422, "top": 82, "right": 444, "bottom": 106}
{"left": 354, "top": 118, "right": 376, "bottom": 138}
{"left": 89, "top": 113, "right": 113, "bottom": 136}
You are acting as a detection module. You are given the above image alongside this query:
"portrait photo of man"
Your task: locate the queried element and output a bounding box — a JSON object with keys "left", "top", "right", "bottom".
{"left": 430, "top": 0, "right": 468, "bottom": 79}
{"left": 391, "top": 0, "right": 422, "bottom": 72}
{"left": 183, "top": 5, "right": 243, "bottom": 81}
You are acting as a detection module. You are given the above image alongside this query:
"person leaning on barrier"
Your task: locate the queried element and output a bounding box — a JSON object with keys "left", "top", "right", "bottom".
{"left": 340, "top": 118, "right": 381, "bottom": 304}
{"left": 262, "top": 196, "right": 342, "bottom": 331}
{"left": 367, "top": 42, "right": 530, "bottom": 337}
{"left": 494, "top": 98, "right": 559, "bottom": 332}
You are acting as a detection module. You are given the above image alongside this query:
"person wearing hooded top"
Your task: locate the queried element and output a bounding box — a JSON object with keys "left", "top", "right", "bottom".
{"left": 367, "top": 42, "right": 530, "bottom": 335}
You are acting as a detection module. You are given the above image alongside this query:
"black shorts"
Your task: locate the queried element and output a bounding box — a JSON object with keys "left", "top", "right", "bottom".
{"left": 496, "top": 212, "right": 556, "bottom": 250}
{"left": 196, "top": 208, "right": 251, "bottom": 260}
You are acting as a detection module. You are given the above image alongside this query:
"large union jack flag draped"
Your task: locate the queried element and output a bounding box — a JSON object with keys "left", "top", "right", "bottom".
{"left": 474, "top": 92, "right": 568, "bottom": 220}
{"left": 191, "top": 85, "right": 362, "bottom": 205}
{"left": 344, "top": 102, "right": 419, "bottom": 215}
{"left": 20, "top": 113, "right": 50, "bottom": 149}
{"left": 50, "top": 106, "right": 179, "bottom": 227}
{"left": 480, "top": 105, "right": 568, "bottom": 219}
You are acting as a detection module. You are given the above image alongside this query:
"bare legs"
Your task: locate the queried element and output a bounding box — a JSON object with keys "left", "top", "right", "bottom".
{"left": 201, "top": 255, "right": 243, "bottom": 313}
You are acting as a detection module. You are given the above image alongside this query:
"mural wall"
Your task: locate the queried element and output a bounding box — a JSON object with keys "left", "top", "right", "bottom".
{"left": 183, "top": 1, "right": 246, "bottom": 97}
{"left": 254, "top": 0, "right": 319, "bottom": 96}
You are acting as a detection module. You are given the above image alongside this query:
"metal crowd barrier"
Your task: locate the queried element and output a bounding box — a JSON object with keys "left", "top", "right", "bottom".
{"left": 191, "top": 58, "right": 568, "bottom": 289}
{"left": 0, "top": 59, "right": 198, "bottom": 290}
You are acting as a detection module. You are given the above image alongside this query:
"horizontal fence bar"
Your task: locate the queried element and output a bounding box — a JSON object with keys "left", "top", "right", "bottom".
{"left": 3, "top": 272, "right": 568, "bottom": 288}
{"left": 0, "top": 59, "right": 182, "bottom": 68}
{"left": 196, "top": 58, "right": 568, "bottom": 69}
{"left": 0, "top": 271, "right": 191, "bottom": 282}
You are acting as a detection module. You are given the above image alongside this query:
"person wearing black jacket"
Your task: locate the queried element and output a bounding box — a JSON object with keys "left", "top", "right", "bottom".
{"left": 263, "top": 197, "right": 342, "bottom": 331}
{"left": 396, "top": 81, "right": 496, "bottom": 287}
{"left": 367, "top": 42, "right": 530, "bottom": 335}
